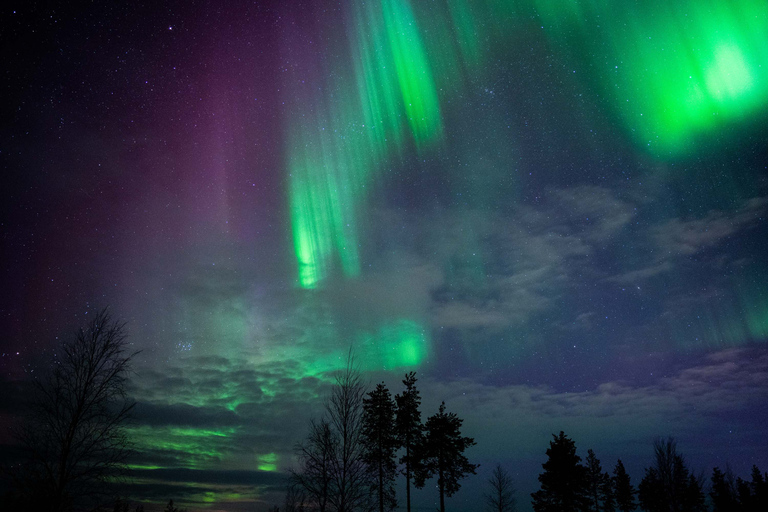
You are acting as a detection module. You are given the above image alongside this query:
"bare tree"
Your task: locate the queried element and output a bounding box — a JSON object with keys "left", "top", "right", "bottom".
{"left": 485, "top": 464, "right": 516, "bottom": 512}
{"left": 325, "top": 354, "right": 373, "bottom": 512}
{"left": 284, "top": 479, "right": 308, "bottom": 512}
{"left": 292, "top": 419, "right": 335, "bottom": 512}
{"left": 13, "top": 308, "right": 136, "bottom": 511}
{"left": 292, "top": 352, "right": 373, "bottom": 512}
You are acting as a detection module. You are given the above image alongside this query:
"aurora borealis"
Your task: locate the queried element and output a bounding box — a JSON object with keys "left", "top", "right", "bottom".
{"left": 2, "top": 0, "right": 768, "bottom": 510}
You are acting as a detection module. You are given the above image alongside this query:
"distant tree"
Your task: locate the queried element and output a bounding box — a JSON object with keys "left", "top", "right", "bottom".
{"left": 737, "top": 477, "right": 752, "bottom": 510}
{"left": 293, "top": 419, "right": 334, "bottom": 512}
{"left": 113, "top": 497, "right": 131, "bottom": 512}
{"left": 710, "top": 467, "right": 738, "bottom": 512}
{"left": 584, "top": 449, "right": 604, "bottom": 512}
{"left": 612, "top": 460, "right": 636, "bottom": 512}
{"left": 600, "top": 471, "right": 615, "bottom": 512}
{"left": 750, "top": 465, "right": 767, "bottom": 510}
{"left": 394, "top": 372, "right": 424, "bottom": 512}
{"left": 362, "top": 383, "right": 398, "bottom": 512}
{"left": 638, "top": 438, "right": 705, "bottom": 512}
{"left": 12, "top": 309, "right": 136, "bottom": 511}
{"left": 531, "top": 431, "right": 588, "bottom": 512}
{"left": 685, "top": 473, "right": 707, "bottom": 512}
{"left": 164, "top": 499, "right": 185, "bottom": 512}
{"left": 284, "top": 480, "right": 307, "bottom": 512}
{"left": 415, "top": 401, "right": 479, "bottom": 512}
{"left": 485, "top": 463, "right": 516, "bottom": 512}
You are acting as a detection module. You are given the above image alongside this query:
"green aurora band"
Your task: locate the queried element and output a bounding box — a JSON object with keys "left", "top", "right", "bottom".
{"left": 535, "top": 0, "right": 768, "bottom": 155}
{"left": 287, "top": 0, "right": 768, "bottom": 290}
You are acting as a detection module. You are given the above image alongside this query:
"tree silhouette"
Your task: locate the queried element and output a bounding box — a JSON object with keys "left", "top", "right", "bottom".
{"left": 164, "top": 499, "right": 187, "bottom": 512}
{"left": 750, "top": 465, "right": 768, "bottom": 510}
{"left": 415, "top": 401, "right": 478, "bottom": 512}
{"left": 531, "top": 431, "right": 588, "bottom": 512}
{"left": 394, "top": 372, "right": 424, "bottom": 512}
{"left": 283, "top": 479, "right": 307, "bottom": 512}
{"left": 613, "top": 460, "right": 636, "bottom": 512}
{"left": 12, "top": 309, "right": 136, "bottom": 511}
{"left": 736, "top": 477, "right": 752, "bottom": 510}
{"left": 584, "top": 449, "right": 604, "bottom": 512}
{"left": 638, "top": 438, "right": 706, "bottom": 512}
{"left": 583, "top": 449, "right": 615, "bottom": 512}
{"left": 362, "top": 382, "right": 398, "bottom": 512}
{"left": 292, "top": 418, "right": 334, "bottom": 512}
{"left": 601, "top": 471, "right": 616, "bottom": 512}
{"left": 325, "top": 355, "right": 372, "bottom": 512}
{"left": 485, "top": 463, "right": 516, "bottom": 512}
{"left": 710, "top": 467, "right": 738, "bottom": 512}
{"left": 293, "top": 353, "right": 372, "bottom": 512}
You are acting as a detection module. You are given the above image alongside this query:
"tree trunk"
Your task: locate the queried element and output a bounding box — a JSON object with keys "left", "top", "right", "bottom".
{"left": 379, "top": 456, "right": 384, "bottom": 512}
{"left": 405, "top": 444, "right": 411, "bottom": 512}
{"left": 439, "top": 476, "right": 445, "bottom": 512}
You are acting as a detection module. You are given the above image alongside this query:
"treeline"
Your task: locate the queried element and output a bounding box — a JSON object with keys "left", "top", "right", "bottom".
{"left": 285, "top": 362, "right": 478, "bottom": 512}
{"left": 531, "top": 431, "right": 768, "bottom": 512}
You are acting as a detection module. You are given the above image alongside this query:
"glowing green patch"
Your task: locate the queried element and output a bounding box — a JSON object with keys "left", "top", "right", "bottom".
{"left": 706, "top": 43, "right": 754, "bottom": 103}
{"left": 357, "top": 319, "right": 429, "bottom": 370}
{"left": 127, "top": 426, "right": 237, "bottom": 468}
{"left": 257, "top": 452, "right": 278, "bottom": 472}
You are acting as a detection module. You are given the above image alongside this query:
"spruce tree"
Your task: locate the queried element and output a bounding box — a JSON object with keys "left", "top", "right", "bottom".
{"left": 415, "top": 401, "right": 478, "bottom": 512}
{"left": 600, "top": 472, "right": 615, "bottom": 512}
{"left": 613, "top": 460, "right": 637, "bottom": 512}
{"left": 395, "top": 372, "right": 424, "bottom": 512}
{"left": 710, "top": 467, "right": 737, "bottom": 512}
{"left": 362, "top": 383, "right": 398, "bottom": 512}
{"left": 751, "top": 465, "right": 767, "bottom": 510}
{"left": 531, "top": 431, "right": 588, "bottom": 512}
{"left": 584, "top": 449, "right": 603, "bottom": 512}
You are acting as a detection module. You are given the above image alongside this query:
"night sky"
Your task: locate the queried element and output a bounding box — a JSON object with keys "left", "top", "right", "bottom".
{"left": 2, "top": 1, "right": 768, "bottom": 511}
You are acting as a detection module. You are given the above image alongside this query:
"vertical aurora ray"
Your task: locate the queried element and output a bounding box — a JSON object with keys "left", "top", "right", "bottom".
{"left": 287, "top": 93, "right": 367, "bottom": 289}
{"left": 662, "top": 266, "right": 768, "bottom": 350}
{"left": 287, "top": 0, "right": 449, "bottom": 289}
{"left": 351, "top": 0, "right": 406, "bottom": 161}
{"left": 534, "top": 0, "right": 768, "bottom": 156}
{"left": 382, "top": 0, "right": 443, "bottom": 146}
{"left": 446, "top": 0, "right": 483, "bottom": 68}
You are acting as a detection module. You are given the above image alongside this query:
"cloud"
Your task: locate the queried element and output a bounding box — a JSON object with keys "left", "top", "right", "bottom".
{"left": 420, "top": 186, "right": 642, "bottom": 331}
{"left": 417, "top": 347, "right": 768, "bottom": 459}
{"left": 607, "top": 195, "right": 768, "bottom": 286}
{"left": 132, "top": 402, "right": 242, "bottom": 428}
{"left": 653, "top": 197, "right": 766, "bottom": 257}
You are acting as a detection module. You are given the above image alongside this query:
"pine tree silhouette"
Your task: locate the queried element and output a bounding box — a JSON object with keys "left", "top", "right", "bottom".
{"left": 394, "top": 372, "right": 424, "bottom": 512}
{"left": 531, "top": 431, "right": 588, "bottom": 512}
{"left": 613, "top": 460, "right": 637, "bottom": 512}
{"left": 415, "top": 401, "right": 478, "bottom": 512}
{"left": 362, "top": 382, "right": 398, "bottom": 512}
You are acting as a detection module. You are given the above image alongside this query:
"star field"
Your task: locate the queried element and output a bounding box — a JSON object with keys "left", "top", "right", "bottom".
{"left": 2, "top": 1, "right": 768, "bottom": 511}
